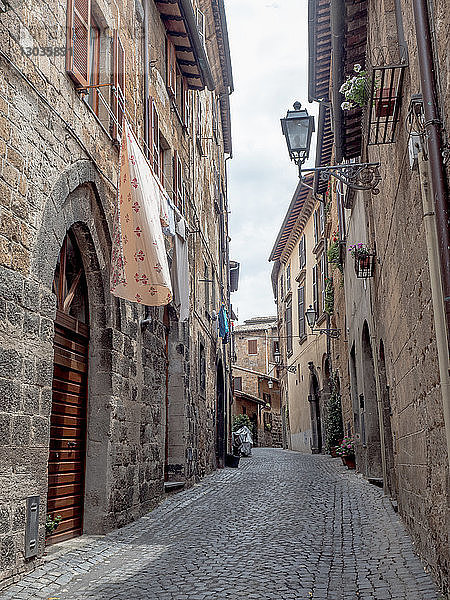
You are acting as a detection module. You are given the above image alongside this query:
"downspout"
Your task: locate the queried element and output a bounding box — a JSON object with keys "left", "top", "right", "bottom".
{"left": 418, "top": 150, "right": 450, "bottom": 468}
{"left": 412, "top": 0, "right": 450, "bottom": 347}
{"left": 412, "top": 0, "right": 450, "bottom": 469}
{"left": 143, "top": 0, "right": 150, "bottom": 155}
{"left": 330, "top": 0, "right": 345, "bottom": 163}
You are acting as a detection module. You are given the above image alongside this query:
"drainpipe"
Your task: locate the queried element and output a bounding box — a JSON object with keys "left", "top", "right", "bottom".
{"left": 330, "top": 0, "right": 345, "bottom": 163}
{"left": 417, "top": 150, "right": 450, "bottom": 467}
{"left": 143, "top": 0, "right": 150, "bottom": 155}
{"left": 412, "top": 0, "right": 450, "bottom": 469}
{"left": 412, "top": 0, "right": 450, "bottom": 348}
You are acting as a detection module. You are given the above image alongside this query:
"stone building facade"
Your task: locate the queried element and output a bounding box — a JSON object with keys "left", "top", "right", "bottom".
{"left": 0, "top": 0, "right": 234, "bottom": 587}
{"left": 231, "top": 316, "right": 282, "bottom": 447}
{"left": 269, "top": 179, "right": 331, "bottom": 455}
{"left": 308, "top": 0, "right": 449, "bottom": 592}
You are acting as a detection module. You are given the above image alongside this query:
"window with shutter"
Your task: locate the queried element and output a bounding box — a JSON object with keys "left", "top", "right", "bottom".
{"left": 285, "top": 299, "right": 293, "bottom": 355}
{"left": 150, "top": 99, "right": 159, "bottom": 176}
{"left": 166, "top": 38, "right": 176, "bottom": 97}
{"left": 233, "top": 377, "right": 242, "bottom": 391}
{"left": 312, "top": 265, "right": 319, "bottom": 316}
{"left": 321, "top": 255, "right": 326, "bottom": 313}
{"left": 320, "top": 202, "right": 325, "bottom": 236}
{"left": 313, "top": 210, "right": 319, "bottom": 246}
{"left": 299, "top": 235, "right": 306, "bottom": 269}
{"left": 66, "top": 0, "right": 91, "bottom": 88}
{"left": 112, "top": 30, "right": 125, "bottom": 142}
{"left": 298, "top": 285, "right": 305, "bottom": 339}
{"left": 248, "top": 339, "right": 257, "bottom": 355}
{"left": 183, "top": 83, "right": 190, "bottom": 128}
{"left": 286, "top": 264, "right": 291, "bottom": 291}
{"left": 87, "top": 18, "right": 100, "bottom": 114}
{"left": 173, "top": 151, "right": 183, "bottom": 209}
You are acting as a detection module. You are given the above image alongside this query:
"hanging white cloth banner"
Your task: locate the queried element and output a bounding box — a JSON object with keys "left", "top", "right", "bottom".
{"left": 110, "top": 121, "right": 173, "bottom": 306}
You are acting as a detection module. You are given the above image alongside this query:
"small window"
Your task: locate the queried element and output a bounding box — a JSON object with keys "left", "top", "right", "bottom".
{"left": 166, "top": 38, "right": 176, "bottom": 97}
{"left": 173, "top": 151, "right": 184, "bottom": 210}
{"left": 263, "top": 392, "right": 271, "bottom": 407}
{"left": 313, "top": 210, "right": 319, "bottom": 246}
{"left": 285, "top": 298, "right": 292, "bottom": 355}
{"left": 199, "top": 339, "right": 206, "bottom": 393}
{"left": 112, "top": 30, "right": 125, "bottom": 140}
{"left": 233, "top": 376, "right": 242, "bottom": 391}
{"left": 312, "top": 265, "right": 319, "bottom": 317}
{"left": 298, "top": 285, "right": 305, "bottom": 339}
{"left": 248, "top": 339, "right": 257, "bottom": 355}
{"left": 286, "top": 264, "right": 291, "bottom": 292}
{"left": 299, "top": 235, "right": 306, "bottom": 269}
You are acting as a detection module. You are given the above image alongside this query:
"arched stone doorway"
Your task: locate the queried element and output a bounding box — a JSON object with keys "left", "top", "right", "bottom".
{"left": 361, "top": 322, "right": 382, "bottom": 478}
{"left": 47, "top": 231, "right": 90, "bottom": 544}
{"left": 308, "top": 362, "right": 322, "bottom": 454}
{"left": 216, "top": 359, "right": 225, "bottom": 468}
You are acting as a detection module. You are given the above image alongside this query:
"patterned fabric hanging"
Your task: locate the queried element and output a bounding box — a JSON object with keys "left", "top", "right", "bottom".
{"left": 110, "top": 121, "right": 172, "bottom": 306}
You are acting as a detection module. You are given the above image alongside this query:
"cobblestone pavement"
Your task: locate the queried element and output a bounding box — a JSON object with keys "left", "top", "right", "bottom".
{"left": 0, "top": 449, "right": 440, "bottom": 600}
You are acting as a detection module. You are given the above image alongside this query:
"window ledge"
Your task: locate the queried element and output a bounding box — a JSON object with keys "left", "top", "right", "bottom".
{"left": 312, "top": 238, "right": 324, "bottom": 255}
{"left": 295, "top": 268, "right": 306, "bottom": 284}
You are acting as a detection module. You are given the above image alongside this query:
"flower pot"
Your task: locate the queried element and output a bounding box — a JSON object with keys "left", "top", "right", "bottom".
{"left": 375, "top": 88, "right": 395, "bottom": 117}
{"left": 343, "top": 455, "right": 356, "bottom": 469}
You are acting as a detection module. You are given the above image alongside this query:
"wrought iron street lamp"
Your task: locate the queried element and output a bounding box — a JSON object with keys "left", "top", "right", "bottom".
{"left": 281, "top": 102, "right": 382, "bottom": 194}
{"left": 274, "top": 349, "right": 296, "bottom": 374}
{"left": 305, "top": 305, "right": 341, "bottom": 339}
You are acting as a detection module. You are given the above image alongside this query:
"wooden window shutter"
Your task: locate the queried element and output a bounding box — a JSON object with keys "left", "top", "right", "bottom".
{"left": 183, "top": 79, "right": 190, "bottom": 127}
{"left": 166, "top": 38, "right": 176, "bottom": 97}
{"left": 173, "top": 150, "right": 178, "bottom": 207}
{"left": 66, "top": 0, "right": 91, "bottom": 88}
{"left": 112, "top": 30, "right": 125, "bottom": 142}
{"left": 151, "top": 100, "right": 159, "bottom": 175}
{"left": 248, "top": 339, "right": 257, "bottom": 355}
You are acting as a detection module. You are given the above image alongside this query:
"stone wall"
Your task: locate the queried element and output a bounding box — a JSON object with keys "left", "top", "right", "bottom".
{"left": 0, "top": 0, "right": 232, "bottom": 587}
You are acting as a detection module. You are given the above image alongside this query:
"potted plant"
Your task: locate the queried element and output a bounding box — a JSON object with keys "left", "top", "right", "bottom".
{"left": 45, "top": 514, "right": 62, "bottom": 539}
{"left": 327, "top": 230, "right": 343, "bottom": 275}
{"left": 325, "top": 384, "right": 344, "bottom": 455}
{"left": 340, "top": 64, "right": 370, "bottom": 110}
{"left": 336, "top": 436, "right": 356, "bottom": 469}
{"left": 348, "top": 242, "right": 371, "bottom": 270}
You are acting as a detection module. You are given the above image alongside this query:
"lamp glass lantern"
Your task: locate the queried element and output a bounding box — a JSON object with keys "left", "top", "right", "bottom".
{"left": 305, "top": 305, "right": 317, "bottom": 329}
{"left": 280, "top": 102, "right": 315, "bottom": 165}
{"left": 267, "top": 378, "right": 274, "bottom": 390}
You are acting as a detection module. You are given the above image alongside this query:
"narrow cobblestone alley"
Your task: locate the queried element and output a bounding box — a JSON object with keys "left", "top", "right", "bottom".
{"left": 0, "top": 449, "right": 439, "bottom": 600}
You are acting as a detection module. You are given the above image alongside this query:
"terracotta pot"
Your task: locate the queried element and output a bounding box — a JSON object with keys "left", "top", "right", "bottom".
{"left": 343, "top": 455, "right": 356, "bottom": 469}
{"left": 375, "top": 88, "right": 395, "bottom": 117}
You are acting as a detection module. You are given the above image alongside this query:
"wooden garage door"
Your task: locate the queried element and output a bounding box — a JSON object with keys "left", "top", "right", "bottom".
{"left": 47, "top": 231, "right": 89, "bottom": 545}
{"left": 47, "top": 310, "right": 89, "bottom": 544}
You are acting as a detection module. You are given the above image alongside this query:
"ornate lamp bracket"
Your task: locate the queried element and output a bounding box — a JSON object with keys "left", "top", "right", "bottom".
{"left": 301, "top": 163, "right": 382, "bottom": 194}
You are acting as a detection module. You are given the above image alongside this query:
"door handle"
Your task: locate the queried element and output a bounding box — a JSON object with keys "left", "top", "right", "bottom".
{"left": 67, "top": 441, "right": 77, "bottom": 448}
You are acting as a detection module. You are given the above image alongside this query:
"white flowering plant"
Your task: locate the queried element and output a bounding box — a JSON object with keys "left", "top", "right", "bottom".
{"left": 340, "top": 64, "right": 369, "bottom": 110}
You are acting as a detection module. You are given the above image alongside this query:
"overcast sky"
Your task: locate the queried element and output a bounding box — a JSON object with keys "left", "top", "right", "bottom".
{"left": 225, "top": 0, "right": 316, "bottom": 324}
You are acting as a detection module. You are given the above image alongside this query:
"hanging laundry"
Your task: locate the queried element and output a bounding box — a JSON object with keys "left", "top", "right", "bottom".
{"left": 110, "top": 121, "right": 173, "bottom": 306}
{"left": 218, "top": 304, "right": 229, "bottom": 339}
{"left": 171, "top": 217, "right": 190, "bottom": 321}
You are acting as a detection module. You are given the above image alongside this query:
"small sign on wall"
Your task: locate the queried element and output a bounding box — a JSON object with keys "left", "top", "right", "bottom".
{"left": 25, "top": 496, "right": 40, "bottom": 559}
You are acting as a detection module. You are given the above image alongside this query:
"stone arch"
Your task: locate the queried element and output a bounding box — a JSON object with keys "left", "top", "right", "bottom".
{"left": 31, "top": 160, "right": 117, "bottom": 535}
{"left": 307, "top": 361, "right": 322, "bottom": 454}
{"left": 361, "top": 321, "right": 383, "bottom": 478}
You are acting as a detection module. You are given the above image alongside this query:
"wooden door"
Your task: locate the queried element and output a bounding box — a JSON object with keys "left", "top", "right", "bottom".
{"left": 47, "top": 233, "right": 89, "bottom": 545}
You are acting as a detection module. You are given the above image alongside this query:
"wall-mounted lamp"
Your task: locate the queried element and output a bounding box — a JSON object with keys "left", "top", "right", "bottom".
{"left": 281, "top": 102, "right": 381, "bottom": 194}
{"left": 274, "top": 349, "right": 296, "bottom": 373}
{"left": 305, "top": 305, "right": 341, "bottom": 339}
